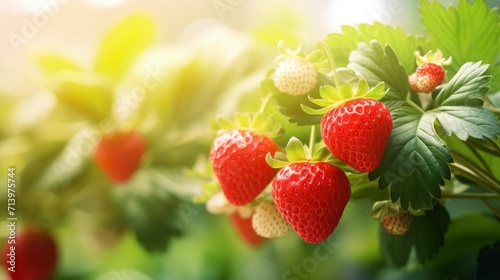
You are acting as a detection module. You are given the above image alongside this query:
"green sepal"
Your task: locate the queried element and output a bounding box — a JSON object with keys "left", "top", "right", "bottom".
{"left": 286, "top": 137, "right": 308, "bottom": 162}
{"left": 215, "top": 111, "right": 283, "bottom": 139}
{"left": 302, "top": 80, "right": 387, "bottom": 115}
{"left": 265, "top": 137, "right": 333, "bottom": 169}
{"left": 311, "top": 146, "right": 331, "bottom": 162}
{"left": 276, "top": 40, "right": 328, "bottom": 69}
{"left": 266, "top": 152, "right": 291, "bottom": 169}
{"left": 370, "top": 200, "right": 425, "bottom": 220}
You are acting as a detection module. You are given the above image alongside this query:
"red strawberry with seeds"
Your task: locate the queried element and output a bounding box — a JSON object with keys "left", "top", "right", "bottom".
{"left": 94, "top": 130, "right": 146, "bottom": 183}
{"left": 321, "top": 98, "right": 393, "bottom": 172}
{"left": 414, "top": 63, "right": 446, "bottom": 93}
{"left": 2, "top": 228, "right": 58, "bottom": 280}
{"left": 210, "top": 129, "right": 280, "bottom": 206}
{"left": 409, "top": 50, "right": 452, "bottom": 93}
{"left": 272, "top": 161, "right": 351, "bottom": 243}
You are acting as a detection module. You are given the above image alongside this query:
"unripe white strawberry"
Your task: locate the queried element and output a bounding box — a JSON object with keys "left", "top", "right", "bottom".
{"left": 273, "top": 57, "right": 318, "bottom": 96}
{"left": 252, "top": 202, "right": 291, "bottom": 238}
{"left": 381, "top": 212, "right": 413, "bottom": 235}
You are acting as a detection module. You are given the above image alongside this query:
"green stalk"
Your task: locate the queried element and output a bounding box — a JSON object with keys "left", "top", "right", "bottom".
{"left": 405, "top": 98, "right": 426, "bottom": 114}
{"left": 481, "top": 199, "right": 500, "bottom": 217}
{"left": 319, "top": 40, "right": 340, "bottom": 89}
{"left": 258, "top": 93, "right": 273, "bottom": 114}
{"left": 467, "top": 137, "right": 500, "bottom": 157}
{"left": 449, "top": 162, "right": 500, "bottom": 194}
{"left": 308, "top": 125, "right": 316, "bottom": 159}
{"left": 442, "top": 192, "right": 500, "bottom": 199}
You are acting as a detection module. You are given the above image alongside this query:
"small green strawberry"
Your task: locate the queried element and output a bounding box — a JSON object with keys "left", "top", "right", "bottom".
{"left": 381, "top": 212, "right": 413, "bottom": 235}
{"left": 274, "top": 57, "right": 318, "bottom": 96}
{"left": 252, "top": 202, "right": 292, "bottom": 238}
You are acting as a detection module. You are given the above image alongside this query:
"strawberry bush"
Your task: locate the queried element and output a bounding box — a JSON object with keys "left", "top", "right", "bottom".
{"left": 196, "top": 0, "right": 500, "bottom": 276}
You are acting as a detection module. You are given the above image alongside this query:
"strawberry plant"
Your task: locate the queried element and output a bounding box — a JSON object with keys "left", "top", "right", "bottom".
{"left": 1, "top": 0, "right": 500, "bottom": 279}
{"left": 194, "top": 0, "right": 500, "bottom": 275}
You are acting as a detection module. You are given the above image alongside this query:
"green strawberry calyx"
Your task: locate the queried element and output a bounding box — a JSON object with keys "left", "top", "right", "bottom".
{"left": 370, "top": 200, "right": 425, "bottom": 219}
{"left": 275, "top": 40, "right": 329, "bottom": 69}
{"left": 415, "top": 49, "right": 452, "bottom": 66}
{"left": 266, "top": 136, "right": 331, "bottom": 169}
{"left": 215, "top": 111, "right": 283, "bottom": 139}
{"left": 301, "top": 79, "right": 387, "bottom": 115}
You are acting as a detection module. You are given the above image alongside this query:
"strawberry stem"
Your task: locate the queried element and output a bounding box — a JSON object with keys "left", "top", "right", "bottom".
{"left": 481, "top": 199, "right": 500, "bottom": 218}
{"left": 308, "top": 125, "right": 316, "bottom": 159}
{"left": 441, "top": 192, "right": 500, "bottom": 199}
{"left": 258, "top": 93, "right": 273, "bottom": 115}
{"left": 319, "top": 40, "right": 341, "bottom": 89}
{"left": 449, "top": 161, "right": 500, "bottom": 194}
{"left": 405, "top": 98, "right": 426, "bottom": 114}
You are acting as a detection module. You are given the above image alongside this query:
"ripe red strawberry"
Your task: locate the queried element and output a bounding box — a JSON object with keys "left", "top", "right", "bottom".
{"left": 210, "top": 130, "right": 280, "bottom": 206}
{"left": 94, "top": 130, "right": 146, "bottom": 183}
{"left": 413, "top": 63, "right": 446, "bottom": 93}
{"left": 272, "top": 161, "right": 351, "bottom": 243}
{"left": 2, "top": 228, "right": 58, "bottom": 280}
{"left": 230, "top": 212, "right": 264, "bottom": 247}
{"left": 321, "top": 98, "right": 392, "bottom": 172}
{"left": 252, "top": 202, "right": 292, "bottom": 238}
{"left": 381, "top": 212, "right": 413, "bottom": 235}
{"left": 273, "top": 57, "right": 318, "bottom": 96}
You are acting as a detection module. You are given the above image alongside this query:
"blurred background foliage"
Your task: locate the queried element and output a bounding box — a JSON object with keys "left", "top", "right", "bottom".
{"left": 0, "top": 0, "right": 499, "bottom": 279}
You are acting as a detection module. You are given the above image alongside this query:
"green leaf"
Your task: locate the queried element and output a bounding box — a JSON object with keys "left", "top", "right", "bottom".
{"left": 436, "top": 106, "right": 500, "bottom": 141}
{"left": 94, "top": 13, "right": 156, "bottom": 81}
{"left": 348, "top": 41, "right": 409, "bottom": 110}
{"left": 32, "top": 52, "right": 82, "bottom": 76}
{"left": 434, "top": 62, "right": 491, "bottom": 107}
{"left": 115, "top": 169, "right": 183, "bottom": 253}
{"left": 369, "top": 106, "right": 453, "bottom": 210}
{"left": 326, "top": 22, "right": 419, "bottom": 74}
{"left": 420, "top": 0, "right": 500, "bottom": 74}
{"left": 52, "top": 70, "right": 114, "bottom": 121}
{"left": 420, "top": 0, "right": 500, "bottom": 92}
{"left": 430, "top": 214, "right": 500, "bottom": 268}
{"left": 380, "top": 203, "right": 450, "bottom": 267}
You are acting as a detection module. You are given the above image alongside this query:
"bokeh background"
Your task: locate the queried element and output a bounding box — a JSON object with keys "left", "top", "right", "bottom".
{"left": 1, "top": 0, "right": 499, "bottom": 279}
